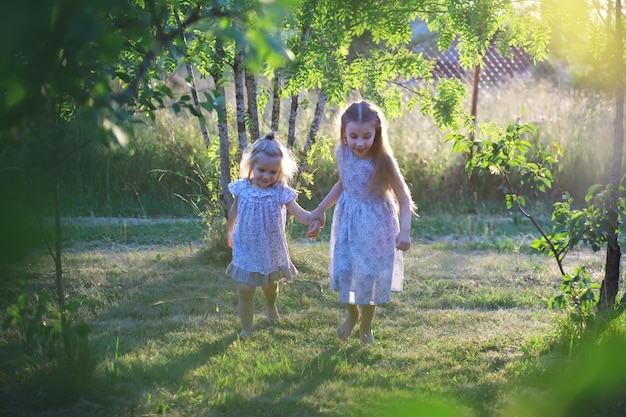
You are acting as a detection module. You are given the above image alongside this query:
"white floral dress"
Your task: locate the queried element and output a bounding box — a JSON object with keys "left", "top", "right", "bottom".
{"left": 329, "top": 146, "right": 403, "bottom": 304}
{"left": 226, "top": 179, "right": 298, "bottom": 287}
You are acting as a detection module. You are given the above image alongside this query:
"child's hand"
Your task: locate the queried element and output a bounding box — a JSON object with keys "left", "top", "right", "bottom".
{"left": 309, "top": 208, "right": 326, "bottom": 228}
{"left": 395, "top": 230, "right": 411, "bottom": 251}
{"left": 307, "top": 219, "right": 323, "bottom": 238}
{"left": 227, "top": 232, "right": 234, "bottom": 248}
{"left": 306, "top": 209, "right": 326, "bottom": 239}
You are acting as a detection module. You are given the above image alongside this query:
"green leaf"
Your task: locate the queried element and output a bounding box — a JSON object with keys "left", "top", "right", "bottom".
{"left": 5, "top": 79, "right": 26, "bottom": 108}
{"left": 115, "top": 71, "right": 132, "bottom": 84}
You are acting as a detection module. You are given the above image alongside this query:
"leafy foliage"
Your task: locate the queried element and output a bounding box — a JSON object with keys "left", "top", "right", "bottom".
{"left": 419, "top": 0, "right": 549, "bottom": 67}
{"left": 550, "top": 266, "right": 601, "bottom": 338}
{"left": 446, "top": 118, "right": 620, "bottom": 335}
{"left": 448, "top": 118, "right": 560, "bottom": 208}
{"left": 540, "top": 0, "right": 622, "bottom": 91}
{"left": 531, "top": 186, "right": 626, "bottom": 260}
{"left": 3, "top": 293, "right": 94, "bottom": 378}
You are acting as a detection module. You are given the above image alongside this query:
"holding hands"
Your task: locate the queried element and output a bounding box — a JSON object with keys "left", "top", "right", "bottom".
{"left": 306, "top": 208, "right": 326, "bottom": 238}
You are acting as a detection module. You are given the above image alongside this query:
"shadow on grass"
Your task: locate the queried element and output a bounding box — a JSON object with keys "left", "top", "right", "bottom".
{"left": 208, "top": 347, "right": 354, "bottom": 417}
{"left": 3, "top": 237, "right": 626, "bottom": 417}
{"left": 210, "top": 344, "right": 468, "bottom": 417}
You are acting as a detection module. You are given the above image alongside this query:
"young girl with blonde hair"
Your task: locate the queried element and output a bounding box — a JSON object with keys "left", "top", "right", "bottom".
{"left": 226, "top": 132, "right": 316, "bottom": 337}
{"left": 309, "top": 100, "right": 417, "bottom": 345}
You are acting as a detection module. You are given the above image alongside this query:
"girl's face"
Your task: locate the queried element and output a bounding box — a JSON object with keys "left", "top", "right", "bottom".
{"left": 345, "top": 121, "right": 376, "bottom": 159}
{"left": 252, "top": 152, "right": 282, "bottom": 189}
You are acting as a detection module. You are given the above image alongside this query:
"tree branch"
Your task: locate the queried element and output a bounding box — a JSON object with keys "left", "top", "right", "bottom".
{"left": 111, "top": 6, "right": 202, "bottom": 105}
{"left": 501, "top": 168, "right": 566, "bottom": 276}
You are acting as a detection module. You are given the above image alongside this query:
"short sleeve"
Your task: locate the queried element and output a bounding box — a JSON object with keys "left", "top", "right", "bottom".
{"left": 279, "top": 186, "right": 297, "bottom": 205}
{"left": 228, "top": 179, "right": 247, "bottom": 197}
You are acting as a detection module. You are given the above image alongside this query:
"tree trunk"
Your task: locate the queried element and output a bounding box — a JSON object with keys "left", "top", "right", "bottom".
{"left": 176, "top": 10, "right": 210, "bottom": 148}
{"left": 52, "top": 132, "right": 71, "bottom": 362}
{"left": 212, "top": 40, "right": 233, "bottom": 212}
{"left": 217, "top": 87, "right": 232, "bottom": 212}
{"left": 296, "top": 90, "right": 327, "bottom": 182}
{"left": 470, "top": 66, "right": 480, "bottom": 137}
{"left": 234, "top": 47, "right": 248, "bottom": 152}
{"left": 245, "top": 70, "right": 260, "bottom": 141}
{"left": 285, "top": 0, "right": 313, "bottom": 150}
{"left": 468, "top": 65, "right": 480, "bottom": 191}
{"left": 287, "top": 94, "right": 299, "bottom": 149}
{"left": 602, "top": 244, "right": 621, "bottom": 307}
{"left": 600, "top": 0, "right": 624, "bottom": 309}
{"left": 271, "top": 71, "right": 281, "bottom": 132}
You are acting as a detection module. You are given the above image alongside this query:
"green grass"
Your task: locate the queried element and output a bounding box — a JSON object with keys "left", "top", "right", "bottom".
{"left": 54, "top": 217, "right": 206, "bottom": 245}
{"left": 1, "top": 215, "right": 625, "bottom": 417}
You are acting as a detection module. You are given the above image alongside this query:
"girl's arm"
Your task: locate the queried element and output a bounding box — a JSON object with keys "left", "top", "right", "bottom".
{"left": 285, "top": 199, "right": 310, "bottom": 225}
{"left": 226, "top": 197, "right": 238, "bottom": 248}
{"left": 395, "top": 193, "right": 412, "bottom": 251}
{"left": 307, "top": 180, "right": 343, "bottom": 235}
{"left": 308, "top": 147, "right": 346, "bottom": 236}
{"left": 286, "top": 199, "right": 324, "bottom": 239}
{"left": 391, "top": 176, "right": 414, "bottom": 252}
{"left": 311, "top": 180, "right": 343, "bottom": 218}
{"left": 310, "top": 179, "right": 343, "bottom": 228}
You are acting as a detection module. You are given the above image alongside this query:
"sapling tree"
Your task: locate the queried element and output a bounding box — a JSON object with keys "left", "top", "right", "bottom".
{"left": 535, "top": 0, "right": 626, "bottom": 310}
{"left": 447, "top": 120, "right": 609, "bottom": 336}
{"left": 446, "top": 0, "right": 626, "bottom": 330}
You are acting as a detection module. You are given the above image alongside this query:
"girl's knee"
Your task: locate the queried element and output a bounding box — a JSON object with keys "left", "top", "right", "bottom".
{"left": 238, "top": 283, "right": 256, "bottom": 297}
{"left": 263, "top": 281, "right": 278, "bottom": 291}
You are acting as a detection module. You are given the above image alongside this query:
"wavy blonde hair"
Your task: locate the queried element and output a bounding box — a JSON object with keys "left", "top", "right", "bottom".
{"left": 239, "top": 131, "right": 298, "bottom": 187}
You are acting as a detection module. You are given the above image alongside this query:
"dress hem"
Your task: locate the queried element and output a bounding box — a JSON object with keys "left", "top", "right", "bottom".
{"left": 226, "top": 263, "right": 297, "bottom": 288}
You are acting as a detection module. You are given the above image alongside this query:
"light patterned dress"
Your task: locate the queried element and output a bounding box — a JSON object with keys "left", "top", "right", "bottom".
{"left": 329, "top": 146, "right": 403, "bottom": 304}
{"left": 226, "top": 179, "right": 298, "bottom": 288}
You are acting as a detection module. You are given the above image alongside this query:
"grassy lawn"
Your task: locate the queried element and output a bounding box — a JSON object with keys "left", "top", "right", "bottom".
{"left": 1, "top": 215, "right": 625, "bottom": 417}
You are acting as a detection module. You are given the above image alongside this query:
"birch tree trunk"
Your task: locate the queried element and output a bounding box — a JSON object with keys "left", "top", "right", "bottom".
{"left": 245, "top": 70, "right": 260, "bottom": 141}
{"left": 212, "top": 40, "right": 233, "bottom": 212}
{"left": 600, "top": 0, "right": 624, "bottom": 309}
{"left": 234, "top": 47, "right": 248, "bottom": 152}
{"left": 286, "top": 1, "right": 314, "bottom": 150}
{"left": 175, "top": 10, "right": 210, "bottom": 148}
{"left": 287, "top": 94, "right": 299, "bottom": 149}
{"left": 217, "top": 90, "right": 233, "bottom": 211}
{"left": 271, "top": 71, "right": 281, "bottom": 132}
{"left": 183, "top": 62, "right": 210, "bottom": 148}
{"left": 296, "top": 90, "right": 327, "bottom": 182}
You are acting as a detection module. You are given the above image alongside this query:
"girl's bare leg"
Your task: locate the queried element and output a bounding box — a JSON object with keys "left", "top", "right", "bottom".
{"left": 262, "top": 281, "right": 280, "bottom": 323}
{"left": 238, "top": 283, "right": 256, "bottom": 337}
{"left": 337, "top": 304, "right": 360, "bottom": 340}
{"left": 359, "top": 305, "right": 376, "bottom": 345}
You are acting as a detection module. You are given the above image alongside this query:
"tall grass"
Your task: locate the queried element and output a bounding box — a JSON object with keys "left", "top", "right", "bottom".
{"left": 25, "top": 75, "right": 614, "bottom": 218}
{"left": 294, "top": 77, "right": 613, "bottom": 215}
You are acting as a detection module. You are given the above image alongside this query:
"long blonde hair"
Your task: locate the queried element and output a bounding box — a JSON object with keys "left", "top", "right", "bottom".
{"left": 239, "top": 131, "right": 298, "bottom": 187}
{"left": 340, "top": 101, "right": 416, "bottom": 212}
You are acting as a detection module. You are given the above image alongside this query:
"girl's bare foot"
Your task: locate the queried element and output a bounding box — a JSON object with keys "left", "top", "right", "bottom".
{"left": 263, "top": 283, "right": 280, "bottom": 323}
{"left": 358, "top": 305, "right": 376, "bottom": 345}
{"left": 337, "top": 307, "right": 360, "bottom": 340}
{"left": 360, "top": 330, "right": 374, "bottom": 345}
{"left": 266, "top": 306, "right": 280, "bottom": 323}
